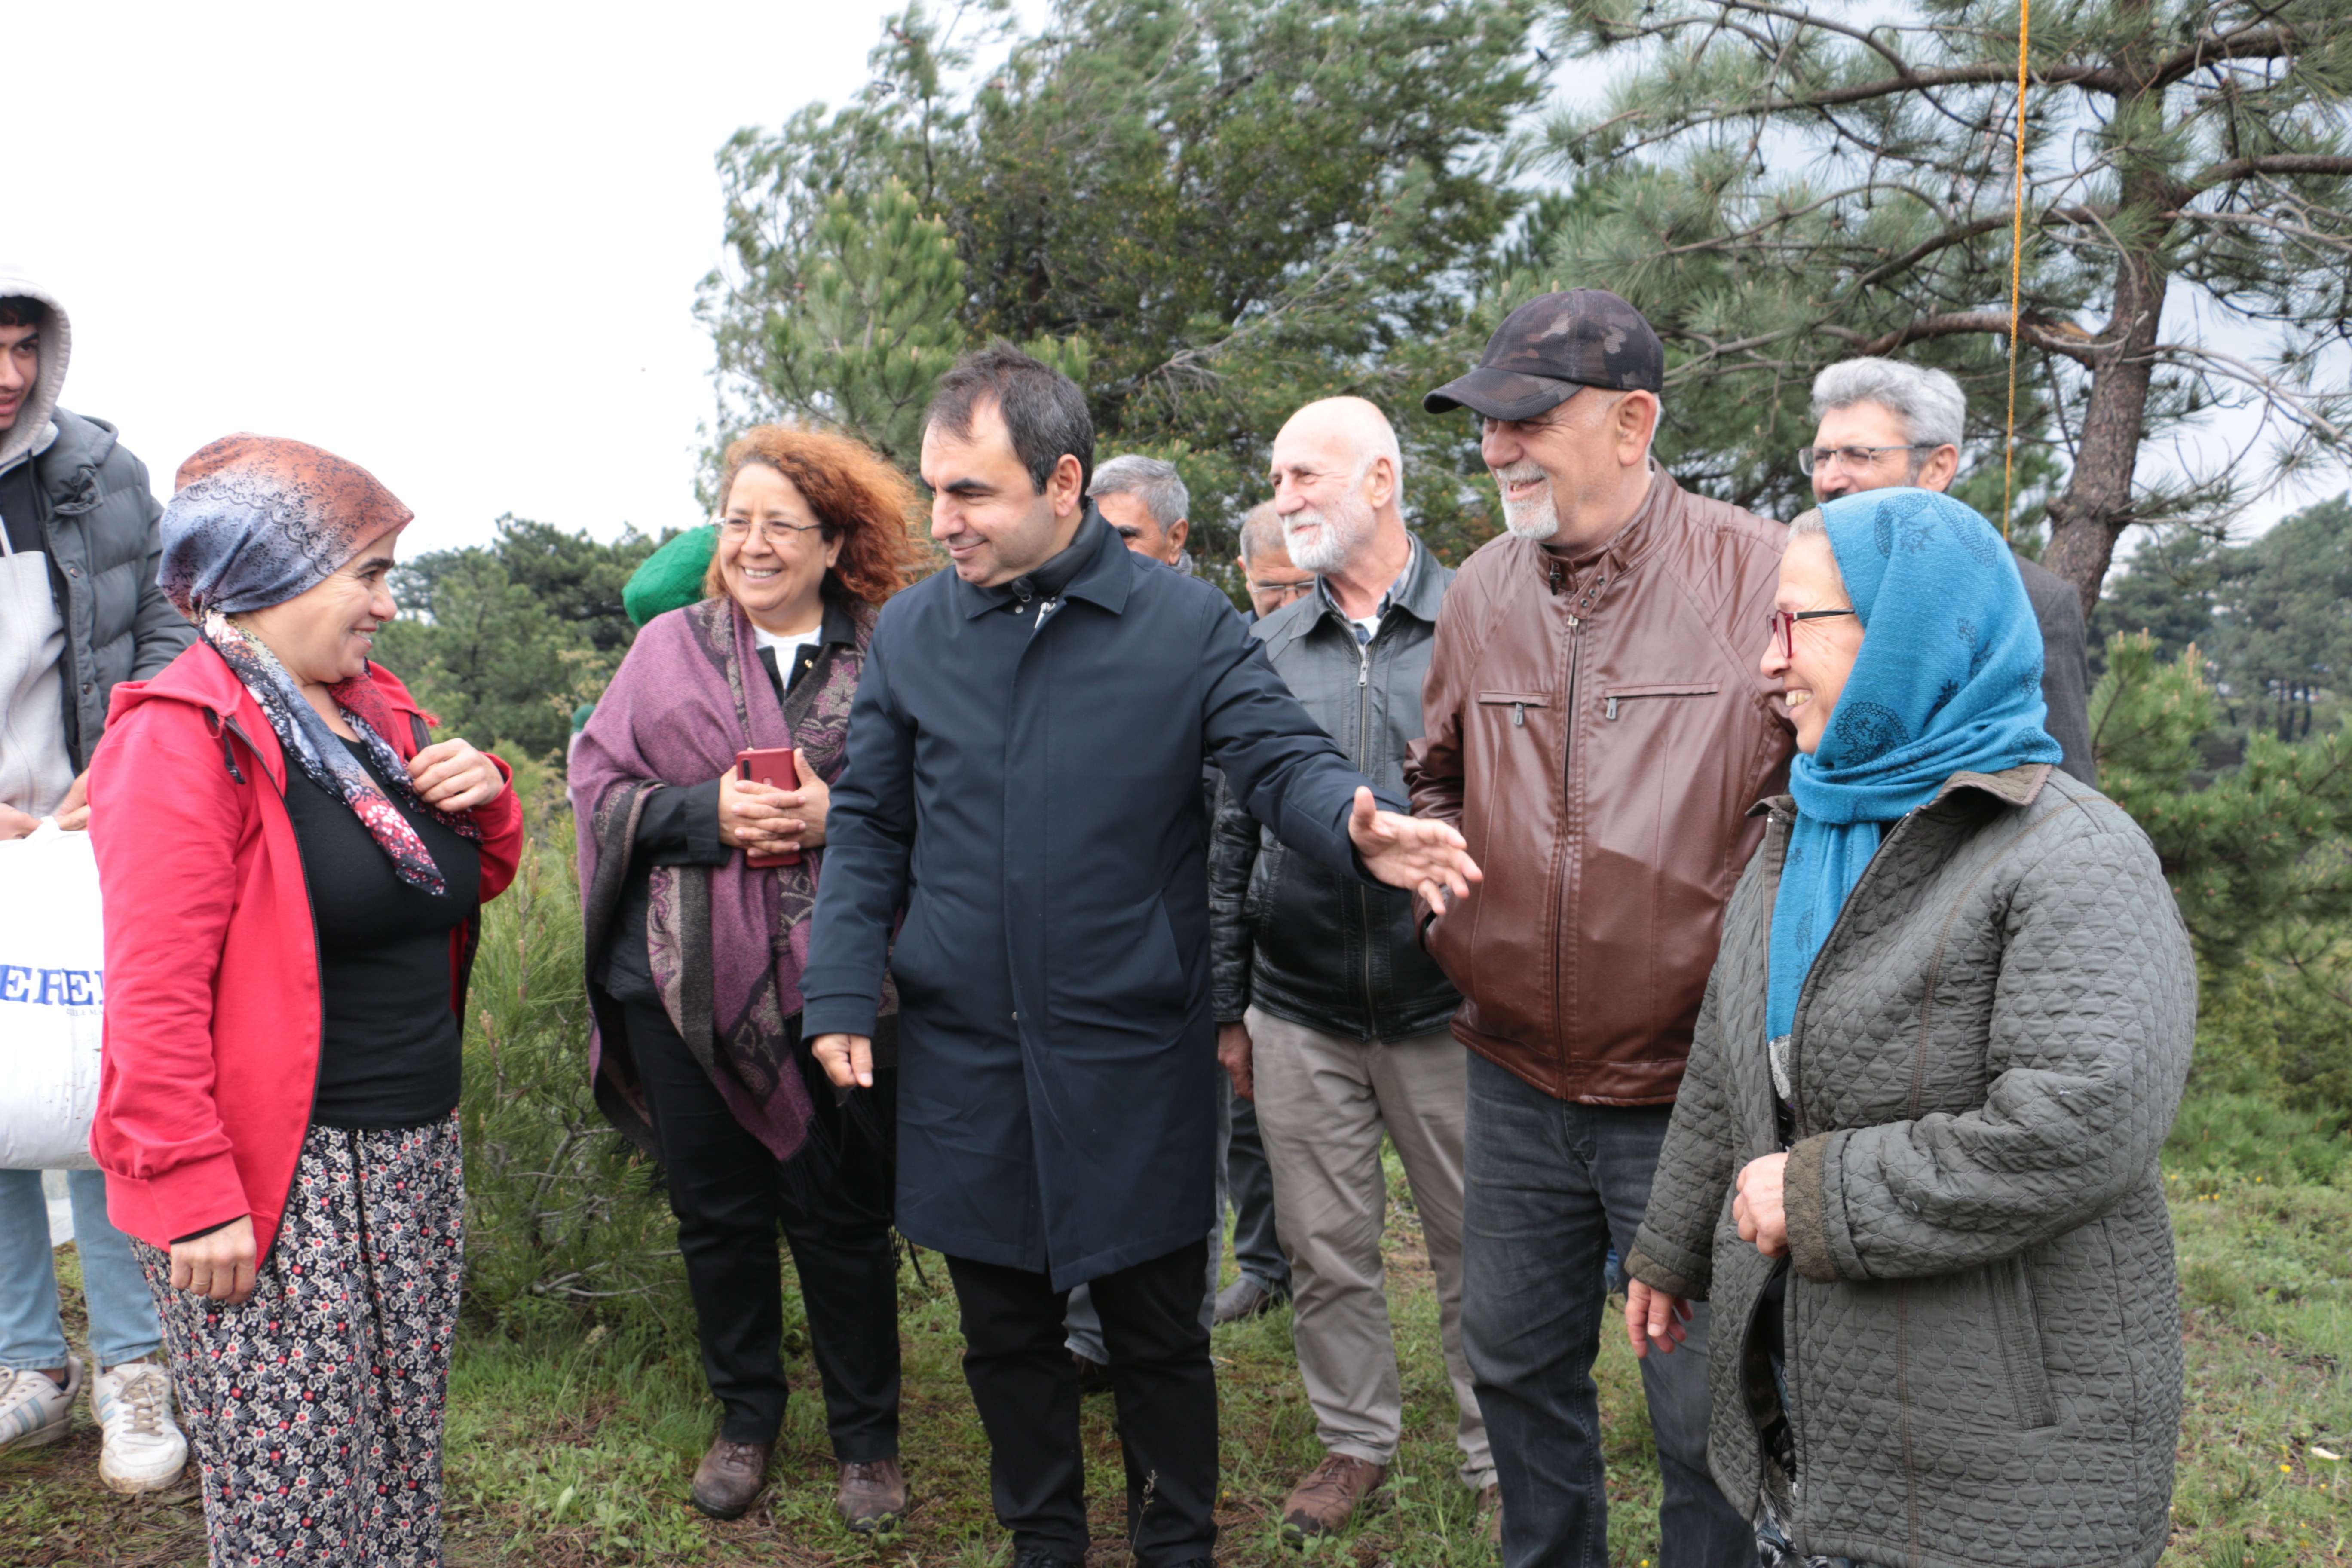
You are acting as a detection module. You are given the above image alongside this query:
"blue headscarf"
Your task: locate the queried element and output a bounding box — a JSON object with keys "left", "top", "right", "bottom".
{"left": 1765, "top": 488, "right": 2062, "bottom": 1041}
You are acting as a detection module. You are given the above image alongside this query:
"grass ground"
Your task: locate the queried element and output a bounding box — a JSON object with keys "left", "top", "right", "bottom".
{"left": 6, "top": 1098, "right": 2347, "bottom": 1567}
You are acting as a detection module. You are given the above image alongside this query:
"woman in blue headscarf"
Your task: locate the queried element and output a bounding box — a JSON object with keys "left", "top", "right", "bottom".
{"left": 1617, "top": 488, "right": 2195, "bottom": 1568}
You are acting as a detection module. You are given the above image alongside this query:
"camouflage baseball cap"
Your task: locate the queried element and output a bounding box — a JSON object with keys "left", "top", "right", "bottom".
{"left": 1423, "top": 289, "right": 1665, "bottom": 419}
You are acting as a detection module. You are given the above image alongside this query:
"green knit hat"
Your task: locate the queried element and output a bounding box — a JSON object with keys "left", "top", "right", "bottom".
{"left": 623, "top": 524, "right": 717, "bottom": 627}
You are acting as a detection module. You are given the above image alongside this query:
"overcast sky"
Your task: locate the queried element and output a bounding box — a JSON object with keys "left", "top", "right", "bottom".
{"left": 13, "top": 1, "right": 914, "bottom": 556}
{"left": 12, "top": 3, "right": 2329, "bottom": 562}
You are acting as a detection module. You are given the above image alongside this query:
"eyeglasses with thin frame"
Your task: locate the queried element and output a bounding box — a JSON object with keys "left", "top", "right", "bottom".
{"left": 1248, "top": 578, "right": 1314, "bottom": 603}
{"left": 1795, "top": 443, "right": 1937, "bottom": 477}
{"left": 717, "top": 516, "right": 830, "bottom": 543}
{"left": 1766, "top": 607, "right": 1858, "bottom": 658}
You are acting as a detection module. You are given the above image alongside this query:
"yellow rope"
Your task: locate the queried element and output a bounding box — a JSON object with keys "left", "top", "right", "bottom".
{"left": 2000, "top": 0, "right": 2031, "bottom": 541}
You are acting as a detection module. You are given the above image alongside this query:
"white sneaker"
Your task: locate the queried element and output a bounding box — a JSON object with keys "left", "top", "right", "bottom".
{"left": 92, "top": 1361, "right": 188, "bottom": 1493}
{"left": 0, "top": 1356, "right": 80, "bottom": 1453}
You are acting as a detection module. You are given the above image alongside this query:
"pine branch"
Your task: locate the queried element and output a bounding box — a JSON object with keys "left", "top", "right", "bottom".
{"left": 2181, "top": 153, "right": 2352, "bottom": 199}
{"left": 1821, "top": 310, "right": 2105, "bottom": 364}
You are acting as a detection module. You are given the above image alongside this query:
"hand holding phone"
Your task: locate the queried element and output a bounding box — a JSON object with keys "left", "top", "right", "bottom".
{"left": 734, "top": 747, "right": 802, "bottom": 867}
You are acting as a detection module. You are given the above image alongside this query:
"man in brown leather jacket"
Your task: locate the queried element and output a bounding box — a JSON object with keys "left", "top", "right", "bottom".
{"left": 1408, "top": 290, "right": 1794, "bottom": 1568}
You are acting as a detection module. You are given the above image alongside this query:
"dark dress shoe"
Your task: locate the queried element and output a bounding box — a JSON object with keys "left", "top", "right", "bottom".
{"left": 690, "top": 1437, "right": 772, "bottom": 1519}
{"left": 836, "top": 1457, "right": 906, "bottom": 1532}
{"left": 1072, "top": 1349, "right": 1114, "bottom": 1395}
{"left": 1013, "top": 1548, "right": 1082, "bottom": 1568}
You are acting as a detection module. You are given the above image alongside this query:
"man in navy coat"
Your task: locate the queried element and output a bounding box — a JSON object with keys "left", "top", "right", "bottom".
{"left": 804, "top": 345, "right": 1478, "bottom": 1568}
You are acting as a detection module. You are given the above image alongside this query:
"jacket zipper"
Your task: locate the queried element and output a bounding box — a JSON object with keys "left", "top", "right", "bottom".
{"left": 1552, "top": 610, "right": 1582, "bottom": 1065}
{"left": 1783, "top": 802, "right": 1925, "bottom": 1137}
{"left": 1776, "top": 799, "right": 1926, "bottom": 1550}
{"left": 218, "top": 707, "right": 333, "bottom": 1262}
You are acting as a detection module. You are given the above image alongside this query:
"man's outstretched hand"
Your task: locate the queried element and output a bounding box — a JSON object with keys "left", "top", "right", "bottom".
{"left": 1347, "top": 787, "right": 1481, "bottom": 913}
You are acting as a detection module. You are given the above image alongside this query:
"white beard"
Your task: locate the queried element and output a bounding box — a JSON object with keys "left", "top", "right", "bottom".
{"left": 1282, "top": 492, "right": 1377, "bottom": 573}
{"left": 1492, "top": 460, "right": 1561, "bottom": 542}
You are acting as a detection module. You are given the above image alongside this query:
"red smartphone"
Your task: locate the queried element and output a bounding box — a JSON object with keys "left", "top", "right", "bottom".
{"left": 735, "top": 747, "right": 802, "bottom": 867}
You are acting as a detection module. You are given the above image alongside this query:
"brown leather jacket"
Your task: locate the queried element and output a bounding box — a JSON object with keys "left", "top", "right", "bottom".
{"left": 1406, "top": 469, "right": 1794, "bottom": 1104}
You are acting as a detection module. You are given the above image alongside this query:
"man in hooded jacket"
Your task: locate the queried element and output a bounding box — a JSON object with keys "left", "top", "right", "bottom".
{"left": 0, "top": 265, "right": 196, "bottom": 1491}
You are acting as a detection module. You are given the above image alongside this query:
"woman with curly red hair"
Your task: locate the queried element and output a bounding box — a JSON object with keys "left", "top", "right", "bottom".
{"left": 570, "top": 426, "right": 928, "bottom": 1529}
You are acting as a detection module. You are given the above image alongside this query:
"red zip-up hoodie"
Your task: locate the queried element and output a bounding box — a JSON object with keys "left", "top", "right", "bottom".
{"left": 86, "top": 643, "right": 524, "bottom": 1262}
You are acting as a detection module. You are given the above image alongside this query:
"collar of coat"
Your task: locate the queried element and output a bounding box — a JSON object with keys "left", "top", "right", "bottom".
{"left": 956, "top": 504, "right": 1128, "bottom": 620}
{"left": 1523, "top": 461, "right": 1676, "bottom": 591}
{"left": 1750, "top": 760, "right": 2054, "bottom": 823}
{"left": 1276, "top": 531, "right": 1446, "bottom": 649}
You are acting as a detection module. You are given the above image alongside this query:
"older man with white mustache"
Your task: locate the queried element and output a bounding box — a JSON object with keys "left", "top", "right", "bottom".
{"left": 1404, "top": 290, "right": 1795, "bottom": 1568}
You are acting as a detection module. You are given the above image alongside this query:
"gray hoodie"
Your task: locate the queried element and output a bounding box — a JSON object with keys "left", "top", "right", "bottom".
{"left": 0, "top": 263, "right": 69, "bottom": 483}
{"left": 0, "top": 265, "right": 194, "bottom": 775}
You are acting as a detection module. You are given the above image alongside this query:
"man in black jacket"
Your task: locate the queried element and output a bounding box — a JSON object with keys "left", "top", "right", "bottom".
{"left": 805, "top": 348, "right": 1478, "bottom": 1568}
{"left": 1209, "top": 398, "right": 1490, "bottom": 1541}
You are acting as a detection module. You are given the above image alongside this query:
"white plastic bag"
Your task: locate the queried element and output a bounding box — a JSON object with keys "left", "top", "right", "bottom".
{"left": 0, "top": 824, "right": 104, "bottom": 1170}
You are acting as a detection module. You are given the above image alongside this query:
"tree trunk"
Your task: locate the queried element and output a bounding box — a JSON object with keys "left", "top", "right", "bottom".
{"left": 2043, "top": 1, "right": 2180, "bottom": 621}
{"left": 2045, "top": 220, "right": 2169, "bottom": 621}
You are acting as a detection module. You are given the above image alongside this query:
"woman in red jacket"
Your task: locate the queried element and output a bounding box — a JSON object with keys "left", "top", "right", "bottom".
{"left": 86, "top": 434, "right": 523, "bottom": 1568}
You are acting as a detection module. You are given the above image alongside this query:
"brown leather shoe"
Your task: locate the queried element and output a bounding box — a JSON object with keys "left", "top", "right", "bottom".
{"left": 836, "top": 1457, "right": 906, "bottom": 1533}
{"left": 690, "top": 1437, "right": 772, "bottom": 1519}
{"left": 1280, "top": 1452, "right": 1387, "bottom": 1541}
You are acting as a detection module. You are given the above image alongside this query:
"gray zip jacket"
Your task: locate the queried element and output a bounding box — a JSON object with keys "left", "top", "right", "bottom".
{"left": 1209, "top": 534, "right": 1460, "bottom": 1040}
{"left": 1626, "top": 763, "right": 2195, "bottom": 1568}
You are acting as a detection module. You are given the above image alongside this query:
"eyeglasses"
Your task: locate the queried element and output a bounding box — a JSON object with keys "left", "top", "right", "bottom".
{"left": 1795, "top": 443, "right": 1937, "bottom": 477}
{"left": 1766, "top": 607, "right": 1858, "bottom": 658}
{"left": 1248, "top": 579, "right": 1315, "bottom": 603}
{"left": 718, "top": 517, "right": 830, "bottom": 542}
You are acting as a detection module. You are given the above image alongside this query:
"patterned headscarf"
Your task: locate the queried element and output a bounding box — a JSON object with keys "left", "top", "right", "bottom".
{"left": 1764, "top": 487, "right": 2062, "bottom": 1041}
{"left": 159, "top": 434, "right": 476, "bottom": 894}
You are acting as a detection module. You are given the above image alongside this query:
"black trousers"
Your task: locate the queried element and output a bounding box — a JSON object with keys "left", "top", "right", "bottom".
{"left": 623, "top": 998, "right": 900, "bottom": 1456}
{"left": 947, "top": 1239, "right": 1217, "bottom": 1566}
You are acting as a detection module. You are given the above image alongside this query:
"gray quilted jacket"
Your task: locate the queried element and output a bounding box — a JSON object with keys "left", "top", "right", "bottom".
{"left": 1626, "top": 763, "right": 2195, "bottom": 1568}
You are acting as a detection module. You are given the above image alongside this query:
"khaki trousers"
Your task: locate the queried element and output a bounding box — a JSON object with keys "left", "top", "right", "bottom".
{"left": 1247, "top": 1005, "right": 1492, "bottom": 1485}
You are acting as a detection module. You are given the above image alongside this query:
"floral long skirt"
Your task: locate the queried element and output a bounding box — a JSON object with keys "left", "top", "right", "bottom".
{"left": 135, "top": 1116, "right": 463, "bottom": 1568}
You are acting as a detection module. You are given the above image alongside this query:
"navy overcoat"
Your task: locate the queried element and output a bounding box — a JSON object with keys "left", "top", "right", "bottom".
{"left": 803, "top": 513, "right": 1390, "bottom": 1287}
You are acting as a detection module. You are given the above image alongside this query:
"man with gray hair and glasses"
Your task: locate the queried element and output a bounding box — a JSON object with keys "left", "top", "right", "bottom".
{"left": 1802, "top": 357, "right": 2096, "bottom": 782}
{"left": 1090, "top": 454, "right": 1198, "bottom": 573}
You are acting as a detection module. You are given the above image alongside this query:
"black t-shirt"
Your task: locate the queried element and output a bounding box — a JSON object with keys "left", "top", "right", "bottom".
{"left": 0, "top": 462, "right": 43, "bottom": 555}
{"left": 284, "top": 736, "right": 482, "bottom": 1127}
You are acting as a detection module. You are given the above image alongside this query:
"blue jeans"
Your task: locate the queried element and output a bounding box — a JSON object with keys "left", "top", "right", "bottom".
{"left": 1461, "top": 1054, "right": 1752, "bottom": 1568}
{"left": 0, "top": 1168, "right": 162, "bottom": 1370}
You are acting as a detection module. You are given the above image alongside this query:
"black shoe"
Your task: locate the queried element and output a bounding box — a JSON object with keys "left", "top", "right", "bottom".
{"left": 1072, "top": 1349, "right": 1114, "bottom": 1396}
{"left": 1013, "top": 1548, "right": 1082, "bottom": 1568}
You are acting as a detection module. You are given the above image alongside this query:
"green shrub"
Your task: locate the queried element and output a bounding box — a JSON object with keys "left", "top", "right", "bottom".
{"left": 2165, "top": 1091, "right": 2352, "bottom": 1186}
{"left": 459, "top": 760, "right": 689, "bottom": 1337}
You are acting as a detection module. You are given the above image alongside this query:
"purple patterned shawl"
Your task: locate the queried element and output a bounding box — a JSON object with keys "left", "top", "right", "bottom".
{"left": 571, "top": 594, "right": 879, "bottom": 1162}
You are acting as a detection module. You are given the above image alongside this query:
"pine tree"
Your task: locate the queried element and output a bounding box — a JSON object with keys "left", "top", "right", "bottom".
{"left": 701, "top": 0, "right": 1547, "bottom": 589}
{"left": 710, "top": 178, "right": 969, "bottom": 466}
{"left": 2094, "top": 631, "right": 2352, "bottom": 1107}
{"left": 372, "top": 517, "right": 663, "bottom": 763}
{"left": 1529, "top": 0, "right": 2352, "bottom": 610}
